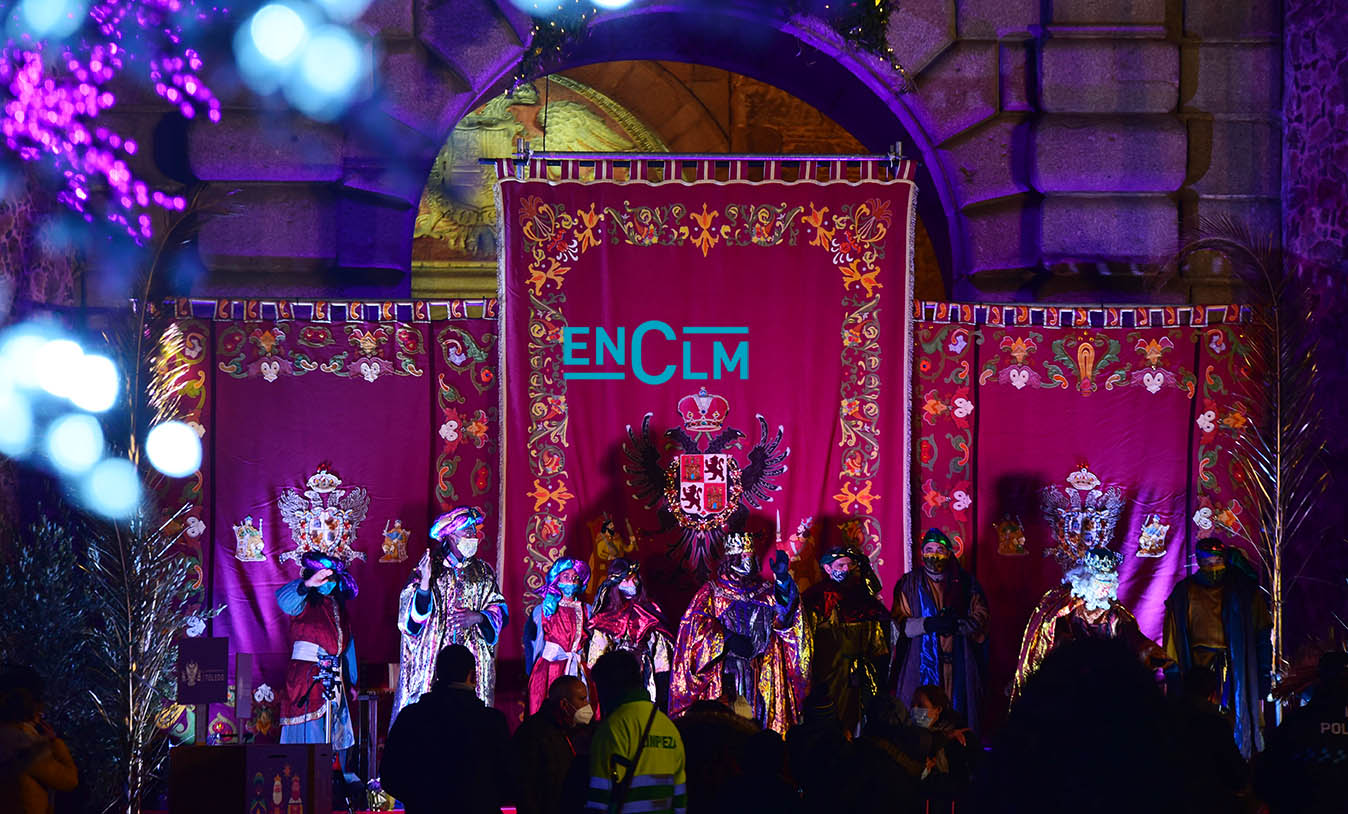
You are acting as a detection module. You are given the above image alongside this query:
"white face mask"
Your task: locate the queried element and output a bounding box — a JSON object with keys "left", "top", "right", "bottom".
{"left": 572, "top": 703, "right": 594, "bottom": 726}
{"left": 911, "top": 707, "right": 935, "bottom": 728}
{"left": 455, "top": 538, "right": 479, "bottom": 559}
{"left": 618, "top": 581, "right": 637, "bottom": 597}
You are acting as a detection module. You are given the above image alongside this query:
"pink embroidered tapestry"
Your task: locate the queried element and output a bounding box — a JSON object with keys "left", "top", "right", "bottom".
{"left": 497, "top": 158, "right": 918, "bottom": 660}
{"left": 913, "top": 302, "right": 1257, "bottom": 729}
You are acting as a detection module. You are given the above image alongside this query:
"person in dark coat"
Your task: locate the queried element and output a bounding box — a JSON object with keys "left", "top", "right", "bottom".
{"left": 380, "top": 644, "right": 509, "bottom": 814}
{"left": 1255, "top": 651, "right": 1348, "bottom": 814}
{"left": 510, "top": 675, "right": 594, "bottom": 814}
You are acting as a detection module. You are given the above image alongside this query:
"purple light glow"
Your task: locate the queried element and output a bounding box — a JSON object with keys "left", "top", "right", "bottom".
{"left": 1, "top": 0, "right": 223, "bottom": 241}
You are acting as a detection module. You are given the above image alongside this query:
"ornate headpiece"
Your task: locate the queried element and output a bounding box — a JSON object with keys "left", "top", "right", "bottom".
{"left": 678, "top": 387, "right": 730, "bottom": 435}
{"left": 593, "top": 558, "right": 643, "bottom": 614}
{"left": 820, "top": 544, "right": 882, "bottom": 596}
{"left": 299, "top": 552, "right": 358, "bottom": 599}
{"left": 1081, "top": 546, "right": 1123, "bottom": 576}
{"left": 723, "top": 532, "right": 753, "bottom": 556}
{"left": 430, "top": 506, "right": 484, "bottom": 543}
{"left": 537, "top": 557, "right": 590, "bottom": 597}
{"left": 921, "top": 528, "right": 954, "bottom": 552}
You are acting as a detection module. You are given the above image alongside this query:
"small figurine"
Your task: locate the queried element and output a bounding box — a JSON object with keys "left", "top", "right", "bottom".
{"left": 1136, "top": 514, "right": 1171, "bottom": 558}
{"left": 996, "top": 515, "right": 1028, "bottom": 556}
{"left": 381, "top": 519, "right": 410, "bottom": 563}
{"left": 233, "top": 515, "right": 267, "bottom": 562}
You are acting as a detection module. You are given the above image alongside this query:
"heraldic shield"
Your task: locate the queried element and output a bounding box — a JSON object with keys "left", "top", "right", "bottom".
{"left": 277, "top": 465, "right": 370, "bottom": 564}
{"left": 623, "top": 388, "right": 788, "bottom": 574}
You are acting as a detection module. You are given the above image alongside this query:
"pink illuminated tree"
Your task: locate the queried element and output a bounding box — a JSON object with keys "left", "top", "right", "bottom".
{"left": 0, "top": 0, "right": 223, "bottom": 241}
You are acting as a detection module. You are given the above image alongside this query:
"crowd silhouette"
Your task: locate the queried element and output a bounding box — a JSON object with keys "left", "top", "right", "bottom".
{"left": 368, "top": 638, "right": 1347, "bottom": 814}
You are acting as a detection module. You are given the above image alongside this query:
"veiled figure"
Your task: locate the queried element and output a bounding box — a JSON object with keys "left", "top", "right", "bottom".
{"left": 395, "top": 508, "right": 508, "bottom": 716}
{"left": 584, "top": 558, "right": 674, "bottom": 704}
{"left": 802, "top": 545, "right": 894, "bottom": 732}
{"left": 669, "top": 534, "right": 810, "bottom": 734}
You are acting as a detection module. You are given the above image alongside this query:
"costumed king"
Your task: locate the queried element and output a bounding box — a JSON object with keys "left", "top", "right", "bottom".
{"left": 669, "top": 533, "right": 810, "bottom": 734}
{"left": 802, "top": 544, "right": 894, "bottom": 733}
{"left": 1012, "top": 546, "right": 1169, "bottom": 702}
{"left": 525, "top": 558, "right": 591, "bottom": 713}
{"left": 275, "top": 553, "right": 359, "bottom": 750}
{"left": 395, "top": 507, "right": 508, "bottom": 716}
{"left": 892, "top": 528, "right": 989, "bottom": 735}
{"left": 1163, "top": 536, "right": 1273, "bottom": 757}
{"left": 584, "top": 557, "right": 674, "bottom": 706}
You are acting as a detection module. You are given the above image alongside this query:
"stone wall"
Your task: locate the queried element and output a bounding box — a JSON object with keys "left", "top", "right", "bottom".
{"left": 1283, "top": 0, "right": 1348, "bottom": 641}
{"left": 72, "top": 0, "right": 1288, "bottom": 304}
{"left": 890, "top": 0, "right": 1281, "bottom": 300}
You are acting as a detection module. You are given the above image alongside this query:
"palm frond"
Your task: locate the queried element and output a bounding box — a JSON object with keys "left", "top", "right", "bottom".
{"left": 1173, "top": 216, "right": 1331, "bottom": 685}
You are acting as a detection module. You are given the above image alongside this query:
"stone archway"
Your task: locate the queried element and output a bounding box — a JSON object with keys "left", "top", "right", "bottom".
{"left": 189, "top": 0, "right": 1280, "bottom": 304}
{"left": 191, "top": 0, "right": 966, "bottom": 296}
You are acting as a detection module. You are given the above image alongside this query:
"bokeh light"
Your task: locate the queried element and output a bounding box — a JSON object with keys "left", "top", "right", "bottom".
{"left": 591, "top": 0, "right": 634, "bottom": 8}
{"left": 44, "top": 413, "right": 104, "bottom": 475}
{"left": 35, "top": 339, "right": 85, "bottom": 401}
{"left": 145, "top": 420, "right": 202, "bottom": 478}
{"left": 16, "top": 0, "right": 89, "bottom": 40}
{"left": 250, "top": 3, "right": 309, "bottom": 64}
{"left": 313, "top": 0, "right": 373, "bottom": 23}
{"left": 287, "top": 25, "right": 369, "bottom": 121}
{"left": 0, "top": 327, "right": 52, "bottom": 391}
{"left": 83, "top": 457, "right": 142, "bottom": 518}
{"left": 70, "top": 353, "right": 119, "bottom": 413}
{"left": 0, "top": 387, "right": 35, "bottom": 457}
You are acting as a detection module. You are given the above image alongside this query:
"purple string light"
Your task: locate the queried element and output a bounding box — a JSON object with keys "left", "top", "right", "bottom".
{"left": 1, "top": 0, "right": 224, "bottom": 241}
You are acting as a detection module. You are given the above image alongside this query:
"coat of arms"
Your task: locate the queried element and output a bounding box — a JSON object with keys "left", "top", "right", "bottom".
{"left": 1039, "top": 464, "right": 1124, "bottom": 567}
{"left": 623, "top": 388, "right": 789, "bottom": 574}
{"left": 277, "top": 466, "right": 369, "bottom": 564}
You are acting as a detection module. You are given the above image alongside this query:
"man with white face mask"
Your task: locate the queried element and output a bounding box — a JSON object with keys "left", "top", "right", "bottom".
{"left": 509, "top": 675, "right": 595, "bottom": 814}
{"left": 1012, "top": 546, "right": 1168, "bottom": 704}
{"left": 394, "top": 507, "right": 508, "bottom": 717}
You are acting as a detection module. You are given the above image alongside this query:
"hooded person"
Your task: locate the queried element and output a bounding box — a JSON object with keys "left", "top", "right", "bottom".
{"left": 394, "top": 507, "right": 508, "bottom": 717}
{"left": 669, "top": 533, "right": 811, "bottom": 734}
{"left": 1013, "top": 546, "right": 1169, "bottom": 704}
{"left": 276, "top": 552, "right": 359, "bottom": 749}
{"left": 583, "top": 558, "right": 674, "bottom": 705}
{"left": 802, "top": 544, "right": 894, "bottom": 733}
{"left": 525, "top": 558, "right": 591, "bottom": 713}
{"left": 1163, "top": 536, "right": 1272, "bottom": 758}
{"left": 890, "top": 528, "right": 989, "bottom": 736}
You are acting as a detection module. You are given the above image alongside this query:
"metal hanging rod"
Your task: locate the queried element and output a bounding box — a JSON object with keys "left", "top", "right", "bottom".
{"left": 479, "top": 153, "right": 908, "bottom": 164}
{"left": 478, "top": 140, "right": 911, "bottom": 165}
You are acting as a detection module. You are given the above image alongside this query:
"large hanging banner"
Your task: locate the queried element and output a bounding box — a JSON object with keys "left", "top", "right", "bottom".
{"left": 498, "top": 158, "right": 917, "bottom": 658}
{"left": 151, "top": 298, "right": 498, "bottom": 742}
{"left": 913, "top": 302, "right": 1255, "bottom": 728}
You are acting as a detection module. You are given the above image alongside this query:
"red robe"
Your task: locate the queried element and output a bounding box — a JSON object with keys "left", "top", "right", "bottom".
{"left": 279, "top": 592, "right": 353, "bottom": 726}
{"left": 526, "top": 598, "right": 588, "bottom": 713}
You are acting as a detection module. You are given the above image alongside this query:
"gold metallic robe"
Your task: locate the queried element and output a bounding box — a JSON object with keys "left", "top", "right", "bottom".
{"left": 394, "top": 551, "right": 507, "bottom": 714}
{"left": 669, "top": 573, "right": 811, "bottom": 734}
{"left": 1012, "top": 584, "right": 1166, "bottom": 704}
